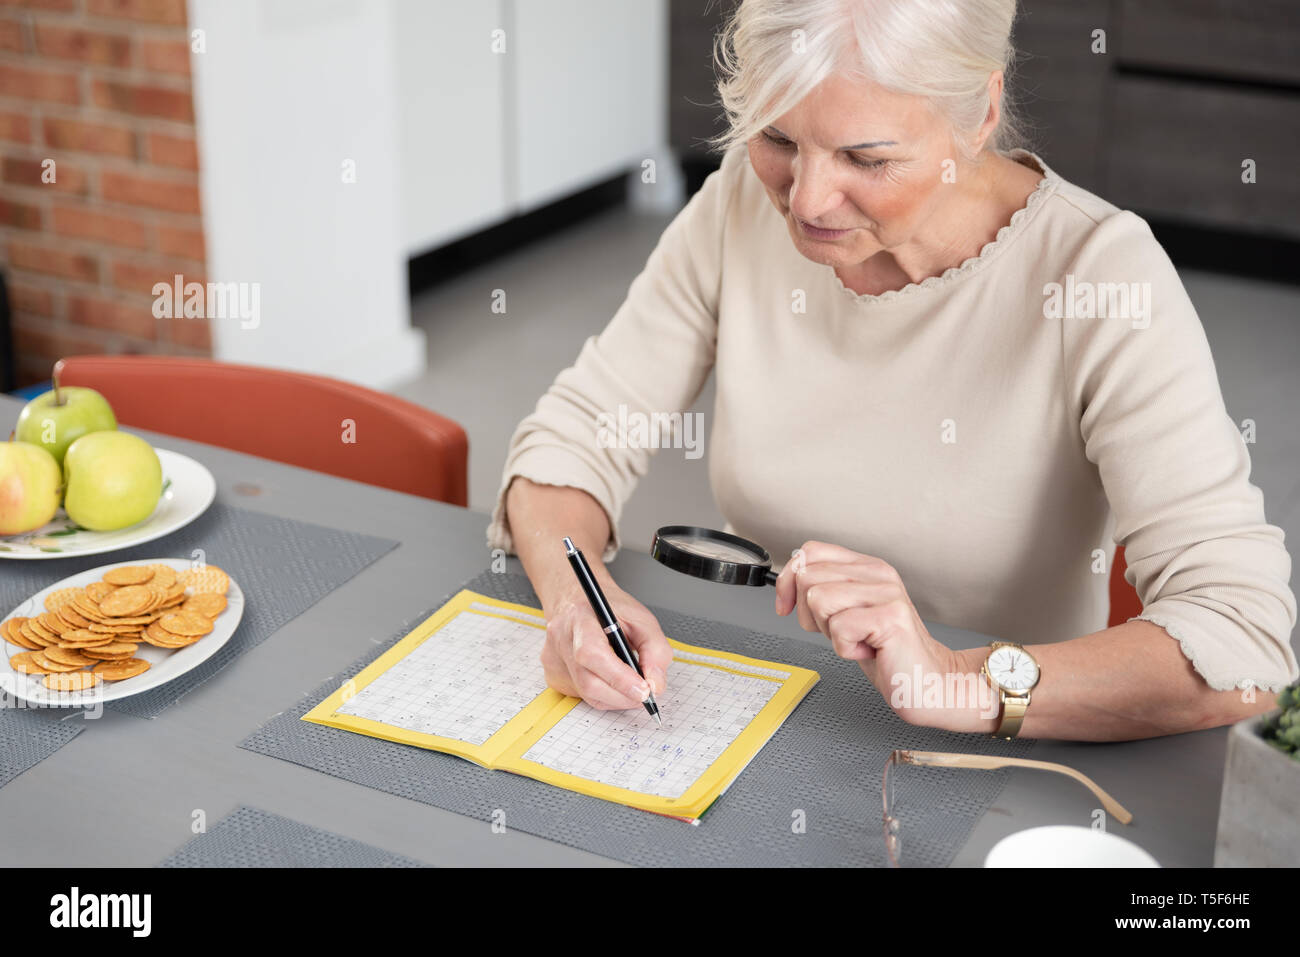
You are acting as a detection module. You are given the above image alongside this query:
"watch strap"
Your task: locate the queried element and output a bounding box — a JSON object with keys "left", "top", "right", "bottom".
{"left": 993, "top": 692, "right": 1030, "bottom": 740}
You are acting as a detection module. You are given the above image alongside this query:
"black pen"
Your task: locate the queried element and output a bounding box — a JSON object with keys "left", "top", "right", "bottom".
{"left": 562, "top": 537, "right": 662, "bottom": 726}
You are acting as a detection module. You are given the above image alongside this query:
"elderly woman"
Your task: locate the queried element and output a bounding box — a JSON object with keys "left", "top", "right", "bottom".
{"left": 487, "top": 0, "right": 1297, "bottom": 741}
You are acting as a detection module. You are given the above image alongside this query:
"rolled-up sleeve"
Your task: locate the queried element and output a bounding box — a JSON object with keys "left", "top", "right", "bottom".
{"left": 1063, "top": 210, "right": 1298, "bottom": 691}
{"left": 486, "top": 147, "right": 743, "bottom": 563}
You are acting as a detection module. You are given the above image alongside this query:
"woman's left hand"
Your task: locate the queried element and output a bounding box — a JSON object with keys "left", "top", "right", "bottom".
{"left": 774, "top": 541, "right": 996, "bottom": 733}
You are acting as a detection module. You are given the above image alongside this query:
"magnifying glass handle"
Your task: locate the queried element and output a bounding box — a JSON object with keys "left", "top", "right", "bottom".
{"left": 764, "top": 568, "right": 778, "bottom": 586}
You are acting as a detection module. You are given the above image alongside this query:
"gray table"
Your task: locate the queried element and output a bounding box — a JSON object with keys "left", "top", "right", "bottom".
{"left": 0, "top": 394, "right": 1226, "bottom": 867}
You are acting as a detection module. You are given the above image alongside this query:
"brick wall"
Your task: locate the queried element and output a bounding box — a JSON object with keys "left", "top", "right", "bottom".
{"left": 0, "top": 0, "right": 209, "bottom": 389}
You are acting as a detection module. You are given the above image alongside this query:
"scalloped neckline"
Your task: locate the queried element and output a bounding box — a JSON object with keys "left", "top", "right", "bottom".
{"left": 829, "top": 149, "right": 1058, "bottom": 305}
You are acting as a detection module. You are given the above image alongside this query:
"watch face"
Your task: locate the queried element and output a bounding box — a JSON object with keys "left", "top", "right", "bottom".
{"left": 988, "top": 645, "right": 1039, "bottom": 692}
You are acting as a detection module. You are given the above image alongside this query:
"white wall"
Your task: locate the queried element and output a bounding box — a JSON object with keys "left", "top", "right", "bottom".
{"left": 188, "top": 0, "right": 668, "bottom": 386}
{"left": 396, "top": 0, "right": 669, "bottom": 255}
{"left": 512, "top": 0, "right": 666, "bottom": 213}
{"left": 189, "top": 0, "right": 425, "bottom": 390}
{"left": 395, "top": 0, "right": 510, "bottom": 253}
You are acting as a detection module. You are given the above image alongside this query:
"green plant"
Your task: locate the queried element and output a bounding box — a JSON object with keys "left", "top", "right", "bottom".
{"left": 1260, "top": 681, "right": 1300, "bottom": 759}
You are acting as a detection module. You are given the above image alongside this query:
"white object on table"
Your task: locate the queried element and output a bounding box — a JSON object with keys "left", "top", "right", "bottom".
{"left": 985, "top": 825, "right": 1159, "bottom": 867}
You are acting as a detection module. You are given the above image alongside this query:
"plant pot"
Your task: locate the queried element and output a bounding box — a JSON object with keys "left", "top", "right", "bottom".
{"left": 1214, "top": 714, "right": 1300, "bottom": 866}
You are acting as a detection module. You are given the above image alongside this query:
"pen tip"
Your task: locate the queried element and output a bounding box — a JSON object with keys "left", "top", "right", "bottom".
{"left": 562, "top": 536, "right": 576, "bottom": 554}
{"left": 654, "top": 713, "right": 663, "bottom": 728}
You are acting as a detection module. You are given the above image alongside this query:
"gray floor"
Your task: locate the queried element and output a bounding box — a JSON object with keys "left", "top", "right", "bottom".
{"left": 397, "top": 205, "right": 1300, "bottom": 582}
{"left": 397, "top": 205, "right": 725, "bottom": 555}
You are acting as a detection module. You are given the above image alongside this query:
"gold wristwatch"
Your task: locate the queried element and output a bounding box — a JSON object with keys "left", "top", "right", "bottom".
{"left": 981, "top": 641, "right": 1041, "bottom": 740}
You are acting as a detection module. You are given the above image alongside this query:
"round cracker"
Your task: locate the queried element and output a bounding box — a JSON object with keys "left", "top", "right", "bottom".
{"left": 57, "top": 629, "right": 117, "bottom": 648}
{"left": 43, "top": 671, "right": 101, "bottom": 691}
{"left": 44, "top": 587, "right": 84, "bottom": 612}
{"left": 98, "top": 585, "right": 153, "bottom": 618}
{"left": 57, "top": 605, "right": 91, "bottom": 629}
{"left": 147, "top": 565, "right": 178, "bottom": 588}
{"left": 179, "top": 565, "right": 230, "bottom": 596}
{"left": 3, "top": 619, "right": 39, "bottom": 650}
{"left": 103, "top": 565, "right": 155, "bottom": 585}
{"left": 181, "top": 594, "right": 227, "bottom": 618}
{"left": 38, "top": 612, "right": 70, "bottom": 635}
{"left": 72, "top": 595, "right": 109, "bottom": 621}
{"left": 29, "top": 650, "right": 85, "bottom": 673}
{"left": 144, "top": 622, "right": 194, "bottom": 648}
{"left": 83, "top": 646, "right": 139, "bottom": 660}
{"left": 91, "top": 657, "right": 151, "bottom": 681}
{"left": 10, "top": 651, "right": 50, "bottom": 674}
{"left": 27, "top": 617, "right": 58, "bottom": 641}
{"left": 84, "top": 581, "right": 117, "bottom": 603}
{"left": 41, "top": 646, "right": 97, "bottom": 667}
{"left": 158, "top": 612, "right": 213, "bottom": 637}
{"left": 20, "top": 622, "right": 55, "bottom": 647}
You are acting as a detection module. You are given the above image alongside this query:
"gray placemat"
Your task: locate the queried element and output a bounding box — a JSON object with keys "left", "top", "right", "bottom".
{"left": 240, "top": 570, "right": 1034, "bottom": 867}
{"left": 0, "top": 706, "right": 85, "bottom": 789}
{"left": 0, "top": 502, "right": 398, "bottom": 719}
{"left": 159, "top": 805, "right": 430, "bottom": 867}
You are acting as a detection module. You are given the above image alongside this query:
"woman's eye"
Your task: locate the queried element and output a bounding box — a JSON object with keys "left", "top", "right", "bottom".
{"left": 762, "top": 131, "right": 887, "bottom": 171}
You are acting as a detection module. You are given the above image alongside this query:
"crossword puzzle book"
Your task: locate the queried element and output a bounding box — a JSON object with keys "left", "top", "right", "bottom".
{"left": 302, "top": 589, "right": 819, "bottom": 821}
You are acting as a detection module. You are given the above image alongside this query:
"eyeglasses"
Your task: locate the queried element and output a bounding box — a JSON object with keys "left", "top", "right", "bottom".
{"left": 881, "top": 749, "right": 1133, "bottom": 867}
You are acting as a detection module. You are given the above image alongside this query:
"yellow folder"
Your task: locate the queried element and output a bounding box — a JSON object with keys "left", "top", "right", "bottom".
{"left": 303, "top": 589, "right": 819, "bottom": 820}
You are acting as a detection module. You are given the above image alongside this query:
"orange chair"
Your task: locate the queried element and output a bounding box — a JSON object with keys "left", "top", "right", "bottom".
{"left": 54, "top": 356, "right": 468, "bottom": 506}
{"left": 1108, "top": 545, "right": 1143, "bottom": 628}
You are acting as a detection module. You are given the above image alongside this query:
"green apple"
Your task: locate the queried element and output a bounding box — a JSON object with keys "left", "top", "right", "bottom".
{"left": 63, "top": 431, "right": 162, "bottom": 532}
{"left": 15, "top": 384, "right": 117, "bottom": 466}
{"left": 0, "top": 439, "right": 62, "bottom": 535}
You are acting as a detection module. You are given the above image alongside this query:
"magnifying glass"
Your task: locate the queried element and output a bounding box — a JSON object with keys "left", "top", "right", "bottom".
{"left": 650, "top": 525, "right": 779, "bottom": 587}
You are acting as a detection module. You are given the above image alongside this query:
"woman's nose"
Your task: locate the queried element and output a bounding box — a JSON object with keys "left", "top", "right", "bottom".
{"left": 785, "top": 171, "right": 847, "bottom": 223}
{"left": 788, "top": 157, "right": 847, "bottom": 223}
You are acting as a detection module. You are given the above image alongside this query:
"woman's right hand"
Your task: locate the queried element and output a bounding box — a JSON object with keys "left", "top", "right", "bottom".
{"left": 541, "top": 578, "right": 673, "bottom": 710}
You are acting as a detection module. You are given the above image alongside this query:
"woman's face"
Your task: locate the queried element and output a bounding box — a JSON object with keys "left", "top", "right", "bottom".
{"left": 747, "top": 71, "right": 962, "bottom": 270}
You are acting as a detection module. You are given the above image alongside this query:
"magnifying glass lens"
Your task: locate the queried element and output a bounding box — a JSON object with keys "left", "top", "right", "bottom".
{"left": 658, "top": 533, "right": 763, "bottom": 564}
{"left": 651, "top": 525, "right": 778, "bottom": 587}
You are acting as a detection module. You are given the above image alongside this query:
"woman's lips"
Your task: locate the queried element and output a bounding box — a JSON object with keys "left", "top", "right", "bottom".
{"left": 796, "top": 218, "right": 851, "bottom": 240}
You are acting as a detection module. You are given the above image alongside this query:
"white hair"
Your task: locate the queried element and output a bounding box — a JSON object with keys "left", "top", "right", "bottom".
{"left": 709, "top": 0, "right": 1028, "bottom": 160}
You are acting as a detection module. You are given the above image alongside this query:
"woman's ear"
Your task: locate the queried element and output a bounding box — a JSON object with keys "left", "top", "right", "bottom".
{"left": 971, "top": 70, "right": 1004, "bottom": 155}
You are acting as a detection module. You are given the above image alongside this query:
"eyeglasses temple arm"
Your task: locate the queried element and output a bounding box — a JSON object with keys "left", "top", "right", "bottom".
{"left": 903, "top": 751, "right": 1133, "bottom": 824}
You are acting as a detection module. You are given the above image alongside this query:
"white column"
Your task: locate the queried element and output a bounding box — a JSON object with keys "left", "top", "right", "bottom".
{"left": 188, "top": 0, "right": 425, "bottom": 390}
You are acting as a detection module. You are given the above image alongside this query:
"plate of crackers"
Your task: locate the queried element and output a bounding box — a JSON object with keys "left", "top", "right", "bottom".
{"left": 0, "top": 557, "right": 243, "bottom": 706}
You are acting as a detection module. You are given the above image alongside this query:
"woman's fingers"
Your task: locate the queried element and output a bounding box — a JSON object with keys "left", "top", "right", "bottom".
{"left": 571, "top": 618, "right": 652, "bottom": 706}
{"left": 804, "top": 580, "right": 899, "bottom": 637}
{"left": 541, "top": 583, "right": 671, "bottom": 710}
{"left": 544, "top": 603, "right": 655, "bottom": 710}
{"left": 775, "top": 542, "right": 898, "bottom": 617}
{"left": 783, "top": 562, "right": 902, "bottom": 632}
{"left": 826, "top": 605, "right": 883, "bottom": 660}
{"left": 620, "top": 610, "right": 673, "bottom": 696}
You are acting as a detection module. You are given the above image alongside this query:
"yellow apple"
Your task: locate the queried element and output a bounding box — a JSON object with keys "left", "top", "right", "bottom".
{"left": 63, "top": 431, "right": 162, "bottom": 531}
{"left": 0, "top": 440, "right": 62, "bottom": 535}
{"left": 15, "top": 385, "right": 117, "bottom": 466}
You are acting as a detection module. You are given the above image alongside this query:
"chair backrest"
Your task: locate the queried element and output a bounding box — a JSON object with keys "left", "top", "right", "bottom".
{"left": 54, "top": 355, "right": 468, "bottom": 506}
{"left": 1108, "top": 545, "right": 1143, "bottom": 628}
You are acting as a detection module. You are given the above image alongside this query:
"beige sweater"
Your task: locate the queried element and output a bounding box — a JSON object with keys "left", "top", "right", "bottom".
{"left": 487, "top": 145, "right": 1298, "bottom": 693}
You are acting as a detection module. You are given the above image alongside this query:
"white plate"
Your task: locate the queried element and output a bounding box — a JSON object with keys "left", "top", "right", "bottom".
{"left": 0, "top": 449, "right": 216, "bottom": 560}
{"left": 1, "top": 557, "right": 244, "bottom": 707}
{"left": 984, "top": 826, "right": 1159, "bottom": 867}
